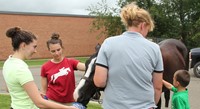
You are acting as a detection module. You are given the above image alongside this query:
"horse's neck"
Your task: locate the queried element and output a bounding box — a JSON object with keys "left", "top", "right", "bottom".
{"left": 84, "top": 57, "right": 96, "bottom": 77}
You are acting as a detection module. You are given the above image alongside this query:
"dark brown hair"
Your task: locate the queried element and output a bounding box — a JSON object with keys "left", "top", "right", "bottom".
{"left": 46, "top": 33, "right": 63, "bottom": 50}
{"left": 175, "top": 70, "right": 190, "bottom": 87}
{"left": 6, "top": 27, "right": 37, "bottom": 51}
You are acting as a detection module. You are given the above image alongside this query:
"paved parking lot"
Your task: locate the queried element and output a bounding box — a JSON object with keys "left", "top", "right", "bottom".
{"left": 1, "top": 67, "right": 200, "bottom": 108}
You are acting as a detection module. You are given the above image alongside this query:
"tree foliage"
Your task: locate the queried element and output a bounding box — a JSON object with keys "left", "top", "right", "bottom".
{"left": 87, "top": 0, "right": 124, "bottom": 38}
{"left": 88, "top": 0, "right": 200, "bottom": 48}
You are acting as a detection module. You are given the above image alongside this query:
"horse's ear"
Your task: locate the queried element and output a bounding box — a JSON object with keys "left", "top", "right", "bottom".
{"left": 95, "top": 43, "right": 101, "bottom": 52}
{"left": 179, "top": 37, "right": 185, "bottom": 44}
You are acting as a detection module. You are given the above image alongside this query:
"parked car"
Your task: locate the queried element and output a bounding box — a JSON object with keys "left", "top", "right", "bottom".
{"left": 190, "top": 47, "right": 200, "bottom": 78}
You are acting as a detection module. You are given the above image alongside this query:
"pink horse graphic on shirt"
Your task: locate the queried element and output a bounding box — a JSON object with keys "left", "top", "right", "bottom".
{"left": 51, "top": 67, "right": 71, "bottom": 83}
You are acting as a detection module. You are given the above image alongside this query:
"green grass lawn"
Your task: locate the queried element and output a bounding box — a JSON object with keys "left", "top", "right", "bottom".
{"left": 0, "top": 94, "right": 102, "bottom": 109}
{"left": 0, "top": 94, "right": 11, "bottom": 109}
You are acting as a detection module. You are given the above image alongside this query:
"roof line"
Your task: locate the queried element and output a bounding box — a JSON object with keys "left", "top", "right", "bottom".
{"left": 0, "top": 11, "right": 95, "bottom": 18}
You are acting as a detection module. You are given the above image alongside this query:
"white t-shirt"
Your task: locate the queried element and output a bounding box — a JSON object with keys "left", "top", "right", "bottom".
{"left": 3, "top": 56, "right": 38, "bottom": 109}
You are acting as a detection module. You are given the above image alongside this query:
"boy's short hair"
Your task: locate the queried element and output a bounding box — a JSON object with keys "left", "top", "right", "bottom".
{"left": 175, "top": 70, "right": 190, "bottom": 87}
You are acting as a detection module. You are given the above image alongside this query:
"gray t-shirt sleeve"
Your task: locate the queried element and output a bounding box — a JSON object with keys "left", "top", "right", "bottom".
{"left": 154, "top": 45, "right": 164, "bottom": 73}
{"left": 96, "top": 39, "right": 109, "bottom": 68}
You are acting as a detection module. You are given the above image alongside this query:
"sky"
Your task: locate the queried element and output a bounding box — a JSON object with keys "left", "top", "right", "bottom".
{"left": 0, "top": 0, "right": 119, "bottom": 15}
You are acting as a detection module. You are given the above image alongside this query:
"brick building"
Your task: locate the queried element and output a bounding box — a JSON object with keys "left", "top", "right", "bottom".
{"left": 0, "top": 12, "right": 105, "bottom": 60}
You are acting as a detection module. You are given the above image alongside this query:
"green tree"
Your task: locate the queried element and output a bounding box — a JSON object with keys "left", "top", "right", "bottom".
{"left": 87, "top": 0, "right": 158, "bottom": 38}
{"left": 157, "top": 0, "right": 200, "bottom": 48}
{"left": 88, "top": 0, "right": 200, "bottom": 48}
{"left": 87, "top": 0, "right": 124, "bottom": 38}
{"left": 191, "top": 18, "right": 200, "bottom": 48}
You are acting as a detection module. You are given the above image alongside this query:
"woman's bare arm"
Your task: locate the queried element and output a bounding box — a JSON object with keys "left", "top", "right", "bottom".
{"left": 152, "top": 72, "right": 163, "bottom": 105}
{"left": 94, "top": 65, "right": 108, "bottom": 88}
{"left": 40, "top": 76, "right": 47, "bottom": 94}
{"left": 23, "top": 81, "right": 77, "bottom": 109}
{"left": 76, "top": 62, "right": 85, "bottom": 71}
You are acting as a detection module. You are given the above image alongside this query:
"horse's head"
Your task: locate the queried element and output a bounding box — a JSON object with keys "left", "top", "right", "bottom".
{"left": 73, "top": 52, "right": 103, "bottom": 106}
{"left": 73, "top": 44, "right": 104, "bottom": 106}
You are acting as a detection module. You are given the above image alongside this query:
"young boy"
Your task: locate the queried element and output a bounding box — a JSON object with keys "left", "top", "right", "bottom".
{"left": 163, "top": 70, "right": 190, "bottom": 109}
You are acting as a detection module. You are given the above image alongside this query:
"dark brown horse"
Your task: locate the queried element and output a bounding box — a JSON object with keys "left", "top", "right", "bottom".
{"left": 74, "top": 39, "right": 189, "bottom": 108}
{"left": 157, "top": 39, "right": 189, "bottom": 109}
